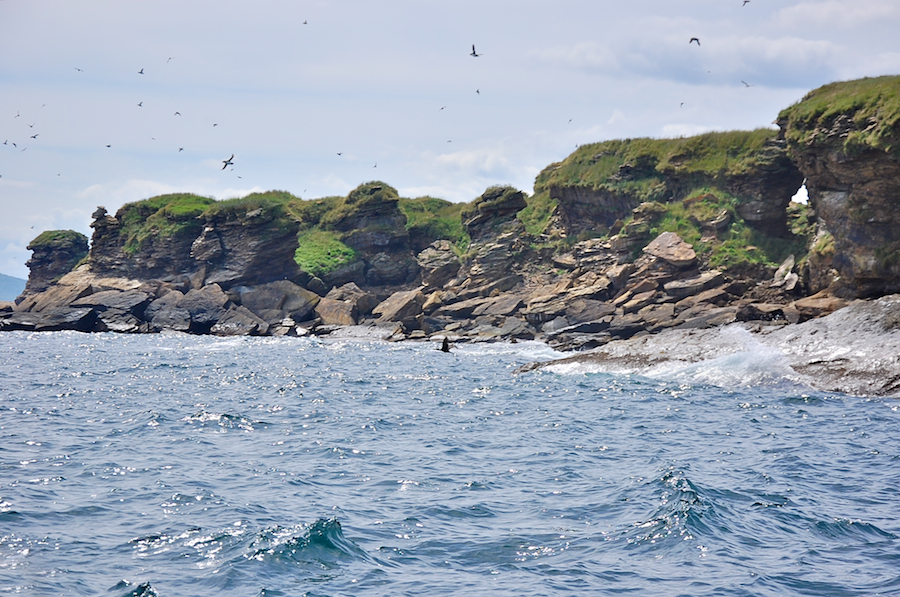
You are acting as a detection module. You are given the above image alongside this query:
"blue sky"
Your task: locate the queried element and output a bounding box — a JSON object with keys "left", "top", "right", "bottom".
{"left": 1, "top": 0, "right": 899, "bottom": 279}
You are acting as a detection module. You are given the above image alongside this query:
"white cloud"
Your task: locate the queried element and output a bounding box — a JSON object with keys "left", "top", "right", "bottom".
{"left": 661, "top": 124, "right": 715, "bottom": 138}
{"left": 778, "top": 0, "right": 900, "bottom": 29}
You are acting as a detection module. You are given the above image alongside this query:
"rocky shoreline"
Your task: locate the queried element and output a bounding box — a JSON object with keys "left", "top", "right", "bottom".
{"left": 3, "top": 76, "right": 899, "bottom": 369}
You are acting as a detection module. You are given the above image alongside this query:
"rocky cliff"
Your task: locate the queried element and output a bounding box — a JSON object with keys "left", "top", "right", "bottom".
{"left": 20, "top": 230, "right": 89, "bottom": 296}
{"left": 5, "top": 76, "right": 899, "bottom": 349}
{"left": 778, "top": 75, "right": 900, "bottom": 298}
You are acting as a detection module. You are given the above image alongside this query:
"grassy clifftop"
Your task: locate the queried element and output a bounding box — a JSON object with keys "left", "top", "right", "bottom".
{"left": 778, "top": 75, "right": 900, "bottom": 154}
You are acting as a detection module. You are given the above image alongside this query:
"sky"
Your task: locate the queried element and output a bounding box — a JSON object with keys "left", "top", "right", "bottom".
{"left": 1, "top": 0, "right": 899, "bottom": 279}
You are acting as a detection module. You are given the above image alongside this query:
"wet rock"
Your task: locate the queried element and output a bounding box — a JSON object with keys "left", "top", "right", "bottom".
{"left": 145, "top": 290, "right": 190, "bottom": 332}
{"left": 211, "top": 305, "right": 269, "bottom": 336}
{"left": 177, "top": 284, "right": 230, "bottom": 332}
{"left": 237, "top": 280, "right": 320, "bottom": 322}
{"left": 71, "top": 289, "right": 151, "bottom": 316}
{"left": 96, "top": 308, "right": 143, "bottom": 333}
{"left": 1, "top": 307, "right": 97, "bottom": 332}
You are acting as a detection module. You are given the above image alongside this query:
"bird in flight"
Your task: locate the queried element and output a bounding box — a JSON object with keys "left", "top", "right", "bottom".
{"left": 174, "top": 111, "right": 181, "bottom": 116}
{"left": 137, "top": 101, "right": 143, "bottom": 107}
{"left": 167, "top": 57, "right": 175, "bottom": 63}
{"left": 14, "top": 112, "right": 19, "bottom": 118}
{"left": 30, "top": 134, "right": 38, "bottom": 139}
{"left": 74, "top": 67, "right": 83, "bottom": 72}
{"left": 440, "top": 106, "right": 446, "bottom": 111}
{"left": 690, "top": 38, "right": 700, "bottom": 46}
{"left": 476, "top": 89, "right": 480, "bottom": 94}
{"left": 178, "top": 147, "right": 184, "bottom": 152}
{"left": 741, "top": 80, "right": 753, "bottom": 87}
{"left": 222, "top": 154, "right": 234, "bottom": 169}
{"left": 213, "top": 123, "right": 218, "bottom": 127}
{"left": 138, "top": 68, "right": 144, "bottom": 74}
{"left": 105, "top": 144, "right": 111, "bottom": 148}
{"left": 337, "top": 152, "right": 343, "bottom": 156}
{"left": 470, "top": 44, "right": 480, "bottom": 57}
{"left": 373, "top": 162, "right": 377, "bottom": 168}
{"left": 27, "top": 122, "right": 34, "bottom": 128}
{"left": 743, "top": 0, "right": 750, "bottom": 5}
{"left": 303, "top": 20, "right": 308, "bottom": 24}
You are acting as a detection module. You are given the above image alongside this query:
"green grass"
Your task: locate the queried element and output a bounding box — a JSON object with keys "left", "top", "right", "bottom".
{"left": 518, "top": 190, "right": 557, "bottom": 235}
{"left": 28, "top": 229, "right": 88, "bottom": 249}
{"left": 294, "top": 229, "right": 358, "bottom": 277}
{"left": 534, "top": 129, "right": 778, "bottom": 195}
{"left": 778, "top": 75, "right": 900, "bottom": 154}
{"left": 118, "top": 193, "right": 217, "bottom": 254}
{"left": 399, "top": 196, "right": 470, "bottom": 248}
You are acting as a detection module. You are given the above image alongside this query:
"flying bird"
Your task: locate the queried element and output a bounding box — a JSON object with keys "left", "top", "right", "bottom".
{"left": 138, "top": 68, "right": 144, "bottom": 74}
{"left": 167, "top": 57, "right": 175, "bottom": 63}
{"left": 476, "top": 89, "right": 480, "bottom": 94}
{"left": 303, "top": 20, "right": 307, "bottom": 24}
{"left": 27, "top": 122, "right": 34, "bottom": 128}
{"left": 174, "top": 111, "right": 181, "bottom": 116}
{"left": 440, "top": 106, "right": 446, "bottom": 111}
{"left": 2, "top": 140, "right": 6, "bottom": 145}
{"left": 470, "top": 44, "right": 480, "bottom": 57}
{"left": 222, "top": 154, "right": 234, "bottom": 169}
{"left": 213, "top": 123, "right": 218, "bottom": 127}
{"left": 30, "top": 134, "right": 38, "bottom": 139}
{"left": 105, "top": 144, "right": 111, "bottom": 147}
{"left": 741, "top": 80, "right": 753, "bottom": 87}
{"left": 690, "top": 38, "right": 700, "bottom": 46}
{"left": 14, "top": 112, "right": 19, "bottom": 118}
{"left": 336, "top": 152, "right": 343, "bottom": 156}
{"left": 137, "top": 101, "right": 143, "bottom": 107}
{"left": 743, "top": 0, "right": 750, "bottom": 5}
{"left": 74, "top": 67, "right": 83, "bottom": 72}
{"left": 178, "top": 147, "right": 184, "bottom": 152}
{"left": 373, "top": 162, "right": 377, "bottom": 168}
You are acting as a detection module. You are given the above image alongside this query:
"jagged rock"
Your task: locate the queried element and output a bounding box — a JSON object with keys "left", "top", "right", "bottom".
{"left": 325, "top": 282, "right": 378, "bottom": 315}
{"left": 145, "top": 290, "right": 190, "bottom": 332}
{"left": 177, "top": 284, "right": 230, "bottom": 332}
{"left": 1, "top": 307, "right": 97, "bottom": 332}
{"left": 22, "top": 230, "right": 89, "bottom": 296}
{"left": 96, "top": 308, "right": 143, "bottom": 333}
{"left": 792, "top": 294, "right": 849, "bottom": 322}
{"left": 771, "top": 255, "right": 795, "bottom": 287}
{"left": 542, "top": 316, "right": 571, "bottom": 333}
{"left": 315, "top": 298, "right": 358, "bottom": 326}
{"left": 211, "top": 305, "right": 269, "bottom": 336}
{"left": 471, "top": 294, "right": 523, "bottom": 317}
{"left": 736, "top": 303, "right": 797, "bottom": 324}
{"left": 236, "top": 280, "right": 320, "bottom": 322}
{"left": 417, "top": 240, "right": 461, "bottom": 288}
{"left": 422, "top": 291, "right": 443, "bottom": 314}
{"left": 0, "top": 302, "right": 13, "bottom": 313}
{"left": 373, "top": 289, "right": 425, "bottom": 322}
{"left": 15, "top": 278, "right": 93, "bottom": 314}
{"left": 606, "top": 314, "right": 646, "bottom": 339}
{"left": 191, "top": 226, "right": 223, "bottom": 262}
{"left": 321, "top": 261, "right": 366, "bottom": 288}
{"left": 643, "top": 232, "right": 696, "bottom": 268}
{"left": 435, "top": 295, "right": 491, "bottom": 319}
{"left": 497, "top": 317, "right": 535, "bottom": 340}
{"left": 463, "top": 186, "right": 528, "bottom": 242}
{"left": 623, "top": 290, "right": 657, "bottom": 314}
{"left": 664, "top": 270, "right": 724, "bottom": 299}
{"left": 675, "top": 305, "right": 739, "bottom": 329}
{"left": 366, "top": 251, "right": 418, "bottom": 286}
{"left": 71, "top": 289, "right": 151, "bottom": 315}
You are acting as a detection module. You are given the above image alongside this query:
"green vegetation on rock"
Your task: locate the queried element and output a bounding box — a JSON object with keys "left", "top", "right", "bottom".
{"left": 518, "top": 190, "right": 557, "bottom": 236}
{"left": 28, "top": 229, "right": 89, "bottom": 249}
{"left": 778, "top": 75, "right": 900, "bottom": 154}
{"left": 399, "top": 196, "right": 469, "bottom": 248}
{"left": 294, "top": 230, "right": 358, "bottom": 277}
{"left": 118, "top": 193, "right": 216, "bottom": 254}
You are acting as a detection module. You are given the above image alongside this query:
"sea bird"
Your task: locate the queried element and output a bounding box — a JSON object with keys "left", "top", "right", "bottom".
{"left": 178, "top": 147, "right": 184, "bottom": 152}
{"left": 30, "top": 134, "right": 38, "bottom": 139}
{"left": 741, "top": 80, "right": 753, "bottom": 87}
{"left": 336, "top": 152, "right": 343, "bottom": 156}
{"left": 167, "top": 57, "right": 175, "bottom": 63}
{"left": 174, "top": 111, "right": 181, "bottom": 116}
{"left": 137, "top": 101, "right": 143, "bottom": 107}
{"left": 74, "top": 67, "right": 83, "bottom": 72}
{"left": 138, "top": 68, "right": 144, "bottom": 74}
{"left": 470, "top": 44, "right": 480, "bottom": 57}
{"left": 743, "top": 0, "right": 750, "bottom": 5}
{"left": 690, "top": 38, "right": 700, "bottom": 46}
{"left": 476, "top": 89, "right": 480, "bottom": 94}
{"left": 222, "top": 154, "right": 234, "bottom": 169}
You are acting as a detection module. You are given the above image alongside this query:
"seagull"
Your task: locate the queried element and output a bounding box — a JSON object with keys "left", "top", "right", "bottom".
{"left": 106, "top": 144, "right": 111, "bottom": 148}
{"left": 138, "top": 68, "right": 144, "bottom": 74}
{"left": 213, "top": 123, "right": 218, "bottom": 127}
{"left": 167, "top": 57, "right": 175, "bottom": 63}
{"left": 74, "top": 67, "right": 83, "bottom": 72}
{"left": 174, "top": 111, "right": 181, "bottom": 116}
{"left": 336, "top": 152, "right": 343, "bottom": 156}
{"left": 30, "top": 134, "right": 38, "bottom": 139}
{"left": 680, "top": 102, "right": 684, "bottom": 108}
{"left": 11, "top": 142, "right": 16, "bottom": 148}
{"left": 178, "top": 147, "right": 184, "bottom": 152}
{"left": 2, "top": 140, "right": 5, "bottom": 145}
{"left": 137, "top": 101, "right": 143, "bottom": 107}
{"left": 476, "top": 89, "right": 480, "bottom": 94}
{"left": 743, "top": 0, "right": 750, "bottom": 5}
{"left": 440, "top": 106, "right": 446, "bottom": 111}
{"left": 27, "top": 122, "right": 34, "bottom": 128}
{"left": 222, "top": 154, "right": 234, "bottom": 169}
{"left": 690, "top": 38, "right": 700, "bottom": 46}
{"left": 470, "top": 44, "right": 480, "bottom": 57}
{"left": 741, "top": 80, "right": 753, "bottom": 87}
{"left": 14, "top": 112, "right": 19, "bottom": 118}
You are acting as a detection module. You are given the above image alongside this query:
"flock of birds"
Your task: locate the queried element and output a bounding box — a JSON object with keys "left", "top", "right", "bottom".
{"left": 3, "top": 2, "right": 756, "bottom": 185}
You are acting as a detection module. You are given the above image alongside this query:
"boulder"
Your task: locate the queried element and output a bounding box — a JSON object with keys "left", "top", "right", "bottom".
{"left": 471, "top": 294, "right": 524, "bottom": 317}
{"left": 15, "top": 279, "right": 93, "bottom": 313}
{"left": 145, "top": 290, "right": 191, "bottom": 332}
{"left": 211, "top": 305, "right": 269, "bottom": 336}
{"left": 315, "top": 298, "right": 359, "bottom": 326}
{"left": 325, "top": 282, "right": 378, "bottom": 315}
{"left": 237, "top": 280, "right": 320, "bottom": 321}
{"left": 96, "top": 308, "right": 143, "bottom": 333}
{"left": 792, "top": 294, "right": 849, "bottom": 322}
{"left": 373, "top": 289, "right": 425, "bottom": 322}
{"left": 663, "top": 270, "right": 724, "bottom": 299}
{"left": 71, "top": 289, "right": 151, "bottom": 315}
{"left": 643, "top": 232, "right": 696, "bottom": 268}
{"left": 177, "top": 284, "right": 230, "bottom": 332}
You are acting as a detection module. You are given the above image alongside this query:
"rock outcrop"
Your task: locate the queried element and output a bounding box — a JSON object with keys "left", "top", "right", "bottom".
{"left": 21, "top": 230, "right": 89, "bottom": 297}
{"left": 778, "top": 75, "right": 900, "bottom": 298}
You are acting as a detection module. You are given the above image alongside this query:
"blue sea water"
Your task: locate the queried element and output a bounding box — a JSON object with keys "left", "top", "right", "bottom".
{"left": 1, "top": 330, "right": 899, "bottom": 597}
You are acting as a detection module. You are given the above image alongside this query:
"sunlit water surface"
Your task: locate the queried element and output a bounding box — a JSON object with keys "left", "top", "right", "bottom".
{"left": 1, "top": 331, "right": 899, "bottom": 596}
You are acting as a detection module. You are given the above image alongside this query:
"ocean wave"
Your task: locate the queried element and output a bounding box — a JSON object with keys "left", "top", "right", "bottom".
{"left": 247, "top": 518, "right": 369, "bottom": 567}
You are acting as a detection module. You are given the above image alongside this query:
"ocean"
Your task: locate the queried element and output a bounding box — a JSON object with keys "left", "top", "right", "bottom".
{"left": 1, "top": 330, "right": 899, "bottom": 596}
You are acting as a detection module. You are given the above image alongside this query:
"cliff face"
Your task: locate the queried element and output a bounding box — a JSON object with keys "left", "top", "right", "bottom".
{"left": 778, "top": 75, "right": 900, "bottom": 298}
{"left": 535, "top": 131, "right": 804, "bottom": 240}
{"left": 21, "top": 230, "right": 89, "bottom": 297}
